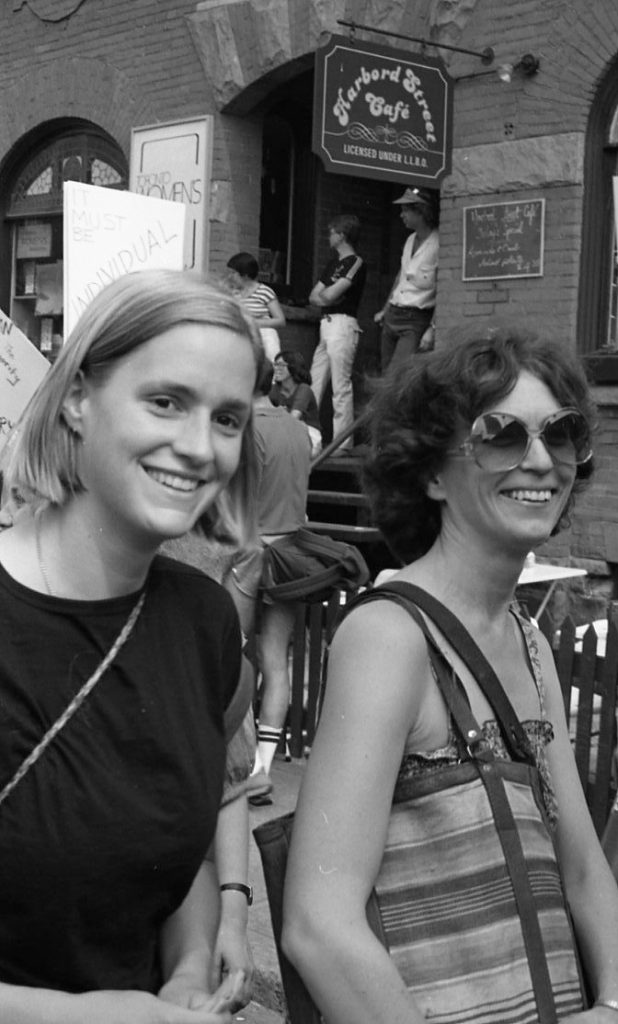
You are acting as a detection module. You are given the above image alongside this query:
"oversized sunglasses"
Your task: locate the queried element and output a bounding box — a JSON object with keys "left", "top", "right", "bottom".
{"left": 448, "top": 408, "right": 592, "bottom": 472}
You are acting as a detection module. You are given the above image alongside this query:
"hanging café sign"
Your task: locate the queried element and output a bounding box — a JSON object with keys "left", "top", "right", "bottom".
{"left": 313, "top": 35, "right": 453, "bottom": 186}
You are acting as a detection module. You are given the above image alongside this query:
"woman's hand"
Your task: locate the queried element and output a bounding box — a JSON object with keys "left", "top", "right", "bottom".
{"left": 160, "top": 966, "right": 249, "bottom": 1015}
{"left": 77, "top": 988, "right": 233, "bottom": 1023}
{"left": 159, "top": 974, "right": 211, "bottom": 1010}
{"left": 211, "top": 921, "right": 254, "bottom": 1009}
{"left": 418, "top": 324, "right": 435, "bottom": 351}
{"left": 205, "top": 970, "right": 250, "bottom": 1013}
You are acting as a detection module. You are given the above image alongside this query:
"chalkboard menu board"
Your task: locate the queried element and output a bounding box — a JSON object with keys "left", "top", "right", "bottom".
{"left": 462, "top": 199, "right": 545, "bottom": 281}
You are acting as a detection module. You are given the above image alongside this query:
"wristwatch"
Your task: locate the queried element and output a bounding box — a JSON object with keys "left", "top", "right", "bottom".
{"left": 220, "top": 882, "right": 253, "bottom": 906}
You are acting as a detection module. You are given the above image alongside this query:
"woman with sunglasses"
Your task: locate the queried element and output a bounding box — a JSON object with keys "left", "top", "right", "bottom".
{"left": 284, "top": 327, "right": 618, "bottom": 1024}
{"left": 270, "top": 350, "right": 322, "bottom": 456}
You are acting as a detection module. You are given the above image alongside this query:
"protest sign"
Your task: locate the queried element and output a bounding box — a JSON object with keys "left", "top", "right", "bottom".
{"left": 0, "top": 309, "right": 50, "bottom": 452}
{"left": 63, "top": 181, "right": 186, "bottom": 338}
{"left": 130, "top": 116, "right": 213, "bottom": 272}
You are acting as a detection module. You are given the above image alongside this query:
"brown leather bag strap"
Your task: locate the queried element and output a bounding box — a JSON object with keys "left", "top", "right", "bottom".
{"left": 367, "top": 581, "right": 535, "bottom": 763}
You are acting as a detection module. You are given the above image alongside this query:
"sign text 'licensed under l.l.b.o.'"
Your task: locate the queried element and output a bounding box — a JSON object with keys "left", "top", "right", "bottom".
{"left": 313, "top": 35, "right": 453, "bottom": 187}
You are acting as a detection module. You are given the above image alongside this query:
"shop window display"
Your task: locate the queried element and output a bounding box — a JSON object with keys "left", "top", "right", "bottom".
{"left": 6, "top": 129, "right": 127, "bottom": 359}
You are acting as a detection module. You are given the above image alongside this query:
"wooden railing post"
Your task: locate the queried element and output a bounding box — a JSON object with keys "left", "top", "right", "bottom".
{"left": 552, "top": 601, "right": 618, "bottom": 836}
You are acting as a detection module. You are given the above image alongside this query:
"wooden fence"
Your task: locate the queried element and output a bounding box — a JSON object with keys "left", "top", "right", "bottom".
{"left": 285, "top": 596, "right": 618, "bottom": 835}
{"left": 542, "top": 602, "right": 618, "bottom": 836}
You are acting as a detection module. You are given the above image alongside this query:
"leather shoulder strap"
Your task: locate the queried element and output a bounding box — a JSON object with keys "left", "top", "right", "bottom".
{"left": 347, "top": 587, "right": 486, "bottom": 754}
{"left": 349, "top": 582, "right": 533, "bottom": 763}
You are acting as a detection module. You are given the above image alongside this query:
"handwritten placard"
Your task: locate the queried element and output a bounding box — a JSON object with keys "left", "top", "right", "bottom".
{"left": 462, "top": 199, "right": 545, "bottom": 281}
{"left": 0, "top": 309, "right": 50, "bottom": 452}
{"left": 16, "top": 221, "right": 53, "bottom": 259}
{"left": 63, "top": 181, "right": 186, "bottom": 338}
{"left": 130, "top": 116, "right": 213, "bottom": 272}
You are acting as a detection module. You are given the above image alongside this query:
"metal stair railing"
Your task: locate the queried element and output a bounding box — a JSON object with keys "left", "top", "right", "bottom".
{"left": 310, "top": 408, "right": 371, "bottom": 469}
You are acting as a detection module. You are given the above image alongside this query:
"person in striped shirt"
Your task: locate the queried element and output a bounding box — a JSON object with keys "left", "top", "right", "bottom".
{"left": 227, "top": 252, "right": 286, "bottom": 362}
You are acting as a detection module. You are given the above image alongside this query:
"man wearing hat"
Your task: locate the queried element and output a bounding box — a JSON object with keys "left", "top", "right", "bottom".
{"left": 375, "top": 187, "right": 439, "bottom": 371}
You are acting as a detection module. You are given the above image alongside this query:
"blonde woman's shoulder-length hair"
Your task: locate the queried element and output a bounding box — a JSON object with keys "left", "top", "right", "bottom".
{"left": 2, "top": 268, "right": 265, "bottom": 548}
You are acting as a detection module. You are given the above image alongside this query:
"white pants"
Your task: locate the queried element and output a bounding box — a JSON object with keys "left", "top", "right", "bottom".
{"left": 259, "top": 326, "right": 281, "bottom": 362}
{"left": 310, "top": 314, "right": 359, "bottom": 449}
{"left": 306, "top": 424, "right": 323, "bottom": 458}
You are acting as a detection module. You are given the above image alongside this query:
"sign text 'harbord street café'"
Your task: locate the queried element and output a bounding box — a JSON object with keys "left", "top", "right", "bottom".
{"left": 312, "top": 35, "right": 453, "bottom": 186}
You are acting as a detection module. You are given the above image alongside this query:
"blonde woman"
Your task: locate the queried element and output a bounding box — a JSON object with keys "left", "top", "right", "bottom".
{"left": 0, "top": 270, "right": 263, "bottom": 1024}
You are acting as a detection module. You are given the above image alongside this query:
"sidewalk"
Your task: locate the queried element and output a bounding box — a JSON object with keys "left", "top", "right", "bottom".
{"left": 234, "top": 757, "right": 306, "bottom": 1024}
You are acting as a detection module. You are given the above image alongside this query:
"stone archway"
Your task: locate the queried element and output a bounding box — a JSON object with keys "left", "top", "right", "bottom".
{"left": 187, "top": 0, "right": 347, "bottom": 113}
{"left": 187, "top": 0, "right": 483, "bottom": 114}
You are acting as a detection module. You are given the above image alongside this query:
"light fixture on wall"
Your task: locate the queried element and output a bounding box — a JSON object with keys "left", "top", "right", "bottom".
{"left": 454, "top": 52, "right": 540, "bottom": 82}
{"left": 496, "top": 54, "right": 540, "bottom": 83}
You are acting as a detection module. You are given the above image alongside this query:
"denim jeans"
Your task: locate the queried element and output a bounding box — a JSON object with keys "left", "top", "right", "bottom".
{"left": 380, "top": 304, "right": 433, "bottom": 372}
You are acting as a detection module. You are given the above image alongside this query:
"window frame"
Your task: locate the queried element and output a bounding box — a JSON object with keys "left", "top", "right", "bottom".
{"left": 0, "top": 123, "right": 127, "bottom": 351}
{"left": 578, "top": 54, "right": 618, "bottom": 362}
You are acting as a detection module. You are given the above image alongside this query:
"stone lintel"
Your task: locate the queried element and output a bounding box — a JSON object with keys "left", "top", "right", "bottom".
{"left": 443, "top": 132, "right": 585, "bottom": 196}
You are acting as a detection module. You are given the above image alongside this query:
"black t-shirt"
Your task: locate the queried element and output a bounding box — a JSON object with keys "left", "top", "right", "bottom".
{"left": 318, "top": 253, "right": 366, "bottom": 317}
{"left": 0, "top": 555, "right": 240, "bottom": 993}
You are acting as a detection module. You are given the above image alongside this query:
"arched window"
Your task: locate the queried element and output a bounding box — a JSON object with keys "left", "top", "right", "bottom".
{"left": 8, "top": 130, "right": 126, "bottom": 217}
{"left": 3, "top": 127, "right": 127, "bottom": 357}
{"left": 578, "top": 56, "right": 618, "bottom": 363}
{"left": 605, "top": 108, "right": 618, "bottom": 349}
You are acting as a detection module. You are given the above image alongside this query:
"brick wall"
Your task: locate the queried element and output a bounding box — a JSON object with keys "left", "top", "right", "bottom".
{"left": 437, "top": 185, "right": 582, "bottom": 344}
{"left": 0, "top": 1, "right": 210, "bottom": 155}
{"left": 0, "top": 0, "right": 264, "bottom": 271}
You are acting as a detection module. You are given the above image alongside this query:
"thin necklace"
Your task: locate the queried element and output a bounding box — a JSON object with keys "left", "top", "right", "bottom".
{"left": 35, "top": 516, "right": 53, "bottom": 596}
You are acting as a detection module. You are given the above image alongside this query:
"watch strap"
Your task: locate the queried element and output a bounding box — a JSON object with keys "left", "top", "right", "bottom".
{"left": 220, "top": 882, "right": 253, "bottom": 905}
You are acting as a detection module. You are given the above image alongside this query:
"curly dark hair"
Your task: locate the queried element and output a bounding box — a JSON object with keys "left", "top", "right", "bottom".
{"left": 275, "top": 349, "right": 312, "bottom": 386}
{"left": 362, "top": 326, "right": 596, "bottom": 565}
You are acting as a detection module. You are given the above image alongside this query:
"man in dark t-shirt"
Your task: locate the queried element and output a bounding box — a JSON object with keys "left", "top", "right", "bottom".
{"left": 308, "top": 214, "right": 366, "bottom": 454}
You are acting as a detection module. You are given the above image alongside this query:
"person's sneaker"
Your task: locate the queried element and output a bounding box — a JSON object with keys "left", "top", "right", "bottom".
{"left": 247, "top": 769, "right": 273, "bottom": 806}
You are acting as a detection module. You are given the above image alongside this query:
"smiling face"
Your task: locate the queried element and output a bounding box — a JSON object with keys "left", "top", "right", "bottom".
{"left": 429, "top": 370, "right": 578, "bottom": 558}
{"left": 64, "top": 323, "right": 256, "bottom": 551}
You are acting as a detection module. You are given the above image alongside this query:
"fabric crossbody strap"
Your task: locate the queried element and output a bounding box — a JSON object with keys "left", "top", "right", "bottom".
{"left": 0, "top": 590, "right": 146, "bottom": 810}
{"left": 349, "top": 581, "right": 559, "bottom": 1024}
